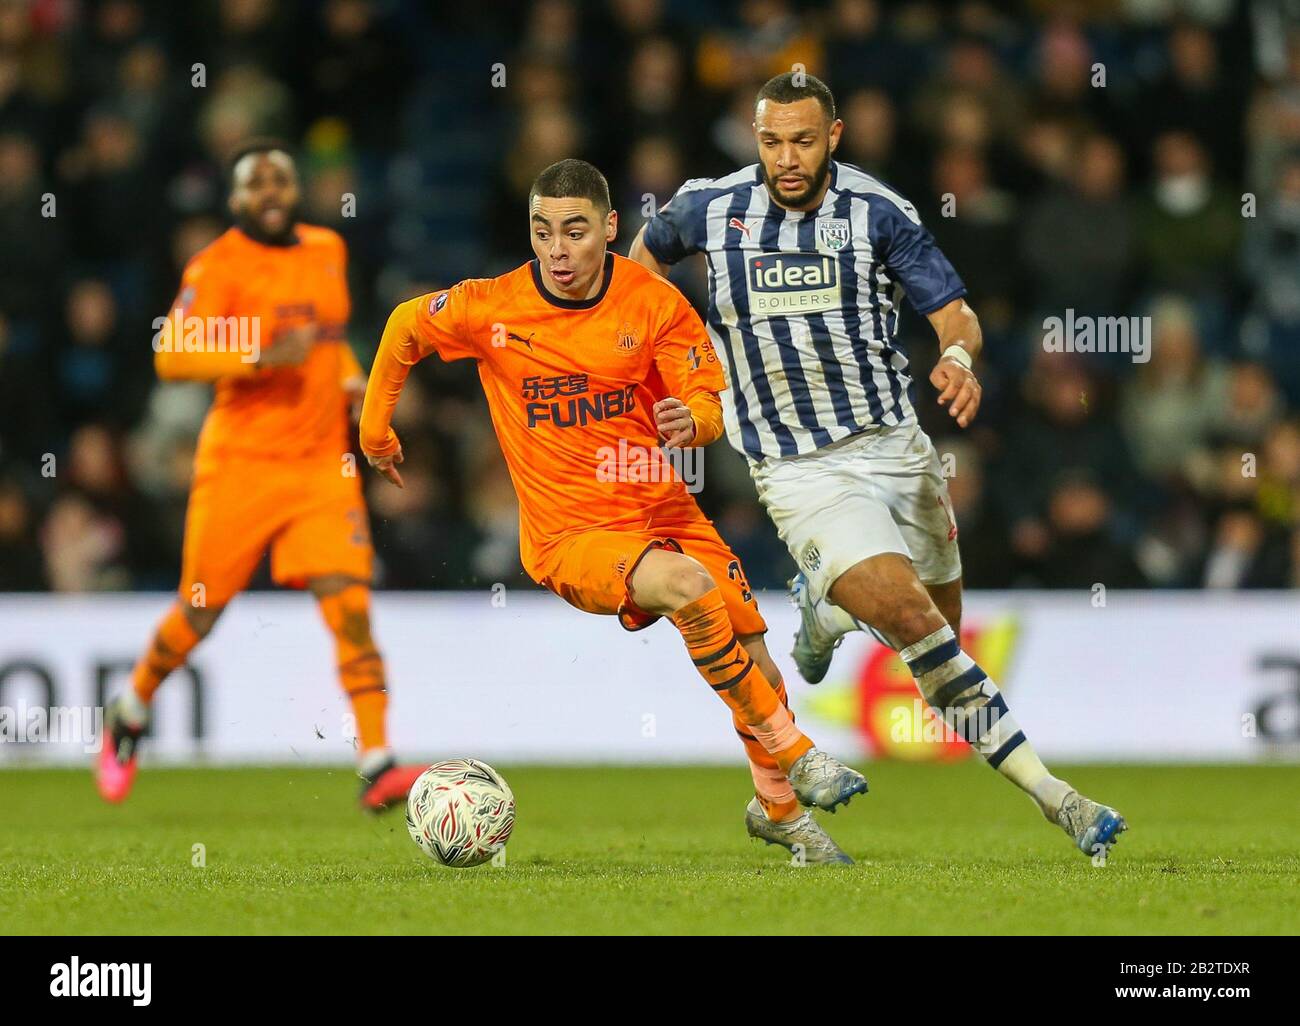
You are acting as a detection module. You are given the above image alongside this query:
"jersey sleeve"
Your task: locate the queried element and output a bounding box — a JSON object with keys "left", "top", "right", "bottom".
{"left": 358, "top": 283, "right": 479, "bottom": 457}
{"left": 869, "top": 194, "right": 967, "bottom": 316}
{"left": 651, "top": 286, "right": 727, "bottom": 446}
{"left": 641, "top": 180, "right": 713, "bottom": 265}
{"left": 153, "top": 251, "right": 259, "bottom": 381}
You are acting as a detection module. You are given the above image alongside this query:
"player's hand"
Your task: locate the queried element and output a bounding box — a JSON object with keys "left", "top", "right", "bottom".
{"left": 258, "top": 324, "right": 317, "bottom": 369}
{"left": 343, "top": 375, "right": 366, "bottom": 424}
{"left": 366, "top": 446, "right": 404, "bottom": 488}
{"left": 654, "top": 397, "right": 696, "bottom": 448}
{"left": 930, "top": 357, "right": 981, "bottom": 428}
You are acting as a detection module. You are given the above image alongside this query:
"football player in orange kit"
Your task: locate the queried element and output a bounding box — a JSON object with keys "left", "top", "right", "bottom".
{"left": 361, "top": 159, "right": 867, "bottom": 863}
{"left": 97, "top": 141, "right": 425, "bottom": 811}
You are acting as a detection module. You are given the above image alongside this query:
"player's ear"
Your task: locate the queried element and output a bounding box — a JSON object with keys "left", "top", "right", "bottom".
{"left": 829, "top": 118, "right": 844, "bottom": 153}
{"left": 605, "top": 208, "right": 618, "bottom": 243}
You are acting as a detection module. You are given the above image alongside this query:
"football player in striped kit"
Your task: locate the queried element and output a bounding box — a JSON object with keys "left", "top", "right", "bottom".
{"left": 630, "top": 72, "right": 1126, "bottom": 859}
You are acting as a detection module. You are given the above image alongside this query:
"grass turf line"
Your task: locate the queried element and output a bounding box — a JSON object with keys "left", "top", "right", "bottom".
{"left": 1, "top": 763, "right": 1297, "bottom": 934}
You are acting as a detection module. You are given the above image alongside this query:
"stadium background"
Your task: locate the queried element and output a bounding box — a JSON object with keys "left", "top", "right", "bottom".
{"left": 1, "top": 0, "right": 1297, "bottom": 597}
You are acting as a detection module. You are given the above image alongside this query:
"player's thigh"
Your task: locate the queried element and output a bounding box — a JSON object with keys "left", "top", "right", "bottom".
{"left": 752, "top": 443, "right": 907, "bottom": 608}
{"left": 271, "top": 464, "right": 373, "bottom": 589}
{"left": 179, "top": 461, "right": 279, "bottom": 609}
{"left": 871, "top": 424, "right": 963, "bottom": 589}
{"left": 828, "top": 551, "right": 945, "bottom": 647}
{"left": 535, "top": 530, "right": 665, "bottom": 630}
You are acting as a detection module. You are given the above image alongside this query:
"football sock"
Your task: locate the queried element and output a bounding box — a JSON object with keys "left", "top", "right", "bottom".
{"left": 733, "top": 679, "right": 800, "bottom": 821}
{"left": 901, "top": 625, "right": 1072, "bottom": 818}
{"left": 317, "top": 584, "right": 389, "bottom": 757}
{"left": 672, "top": 588, "right": 813, "bottom": 773}
{"left": 358, "top": 747, "right": 394, "bottom": 781}
{"left": 815, "top": 596, "right": 861, "bottom": 639}
{"left": 130, "top": 603, "right": 201, "bottom": 706}
{"left": 117, "top": 687, "right": 149, "bottom": 729}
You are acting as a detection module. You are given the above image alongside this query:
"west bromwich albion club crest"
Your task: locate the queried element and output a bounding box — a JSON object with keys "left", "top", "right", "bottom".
{"left": 815, "top": 217, "right": 851, "bottom": 252}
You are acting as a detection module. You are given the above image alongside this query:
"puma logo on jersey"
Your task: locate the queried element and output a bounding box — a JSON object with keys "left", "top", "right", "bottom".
{"left": 728, "top": 217, "right": 753, "bottom": 239}
{"left": 507, "top": 330, "right": 535, "bottom": 350}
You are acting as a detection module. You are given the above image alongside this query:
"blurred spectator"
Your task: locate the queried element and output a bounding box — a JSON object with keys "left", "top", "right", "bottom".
{"left": 40, "top": 492, "right": 127, "bottom": 593}
{"left": 1032, "top": 473, "right": 1148, "bottom": 589}
{"left": 1134, "top": 23, "right": 1244, "bottom": 175}
{"left": 0, "top": 1, "right": 1291, "bottom": 596}
{"left": 1242, "top": 151, "right": 1300, "bottom": 403}
{"left": 1020, "top": 133, "right": 1134, "bottom": 314}
{"left": 0, "top": 474, "right": 45, "bottom": 590}
{"left": 0, "top": 132, "right": 61, "bottom": 323}
{"left": 1120, "top": 295, "right": 1228, "bottom": 481}
{"left": 836, "top": 87, "right": 902, "bottom": 182}
{"left": 1138, "top": 130, "right": 1240, "bottom": 298}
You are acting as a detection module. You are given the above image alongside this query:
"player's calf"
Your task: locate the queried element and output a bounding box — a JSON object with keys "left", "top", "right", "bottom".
{"left": 831, "top": 556, "right": 1115, "bottom": 849}
{"left": 96, "top": 601, "right": 219, "bottom": 802}
{"left": 632, "top": 552, "right": 810, "bottom": 760}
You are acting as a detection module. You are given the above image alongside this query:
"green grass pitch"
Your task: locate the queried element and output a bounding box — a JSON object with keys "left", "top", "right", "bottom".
{"left": 2, "top": 762, "right": 1297, "bottom": 934}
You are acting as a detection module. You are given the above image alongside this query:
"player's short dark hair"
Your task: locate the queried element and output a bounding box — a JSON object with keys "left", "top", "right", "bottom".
{"left": 529, "top": 158, "right": 612, "bottom": 216}
{"left": 227, "top": 137, "right": 295, "bottom": 182}
{"left": 755, "top": 72, "right": 837, "bottom": 122}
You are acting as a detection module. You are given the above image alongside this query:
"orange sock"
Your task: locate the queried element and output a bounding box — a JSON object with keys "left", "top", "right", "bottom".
{"left": 131, "top": 604, "right": 201, "bottom": 703}
{"left": 671, "top": 588, "right": 813, "bottom": 773}
{"left": 734, "top": 679, "right": 800, "bottom": 821}
{"left": 317, "top": 584, "right": 388, "bottom": 754}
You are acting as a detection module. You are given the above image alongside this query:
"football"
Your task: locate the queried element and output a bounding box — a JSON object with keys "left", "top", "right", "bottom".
{"left": 405, "top": 759, "right": 515, "bottom": 868}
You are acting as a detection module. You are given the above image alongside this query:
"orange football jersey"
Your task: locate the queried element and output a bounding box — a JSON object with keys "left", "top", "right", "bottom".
{"left": 156, "top": 223, "right": 361, "bottom": 463}
{"left": 361, "top": 253, "right": 727, "bottom": 574}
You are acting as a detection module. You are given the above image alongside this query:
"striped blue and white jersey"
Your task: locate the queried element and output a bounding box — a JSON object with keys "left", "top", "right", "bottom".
{"left": 642, "top": 161, "right": 966, "bottom": 461}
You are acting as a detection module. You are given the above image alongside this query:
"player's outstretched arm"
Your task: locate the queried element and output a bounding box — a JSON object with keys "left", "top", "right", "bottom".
{"left": 926, "top": 297, "right": 983, "bottom": 429}
{"left": 359, "top": 298, "right": 429, "bottom": 488}
{"left": 628, "top": 224, "right": 670, "bottom": 279}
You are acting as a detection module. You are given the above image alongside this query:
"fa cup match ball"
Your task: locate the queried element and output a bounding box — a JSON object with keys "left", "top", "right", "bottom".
{"left": 406, "top": 759, "right": 515, "bottom": 868}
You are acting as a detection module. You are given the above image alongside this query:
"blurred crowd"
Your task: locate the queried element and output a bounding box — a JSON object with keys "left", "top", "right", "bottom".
{"left": 1, "top": 0, "right": 1298, "bottom": 595}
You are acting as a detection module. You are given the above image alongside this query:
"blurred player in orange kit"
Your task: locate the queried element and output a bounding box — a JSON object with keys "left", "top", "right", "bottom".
{"left": 360, "top": 158, "right": 868, "bottom": 863}
{"left": 97, "top": 140, "right": 425, "bottom": 811}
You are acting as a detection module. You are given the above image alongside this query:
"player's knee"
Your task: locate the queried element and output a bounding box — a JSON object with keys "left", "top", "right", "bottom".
{"left": 884, "top": 600, "right": 946, "bottom": 647}
{"left": 631, "top": 550, "right": 714, "bottom": 614}
{"left": 662, "top": 556, "right": 714, "bottom": 611}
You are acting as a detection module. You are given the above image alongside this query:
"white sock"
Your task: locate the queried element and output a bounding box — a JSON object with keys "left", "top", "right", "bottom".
{"left": 900, "top": 625, "right": 1069, "bottom": 817}
{"left": 117, "top": 689, "right": 149, "bottom": 728}
{"left": 998, "top": 745, "right": 1073, "bottom": 819}
{"left": 813, "top": 596, "right": 860, "bottom": 639}
{"left": 358, "top": 747, "right": 393, "bottom": 779}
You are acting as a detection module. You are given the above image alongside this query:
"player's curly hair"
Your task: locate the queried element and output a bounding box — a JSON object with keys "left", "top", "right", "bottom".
{"left": 756, "top": 72, "right": 837, "bottom": 122}
{"left": 529, "top": 158, "right": 611, "bottom": 216}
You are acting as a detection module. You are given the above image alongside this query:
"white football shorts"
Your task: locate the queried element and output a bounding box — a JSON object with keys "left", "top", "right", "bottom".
{"left": 750, "top": 422, "right": 962, "bottom": 604}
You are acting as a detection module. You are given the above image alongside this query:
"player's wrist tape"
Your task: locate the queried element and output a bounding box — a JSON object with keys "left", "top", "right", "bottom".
{"left": 941, "top": 345, "right": 973, "bottom": 370}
